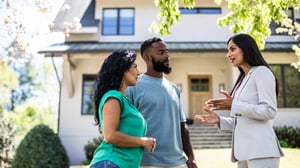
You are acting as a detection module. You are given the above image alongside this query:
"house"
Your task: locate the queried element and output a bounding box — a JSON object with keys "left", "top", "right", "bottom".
{"left": 39, "top": 0, "right": 300, "bottom": 165}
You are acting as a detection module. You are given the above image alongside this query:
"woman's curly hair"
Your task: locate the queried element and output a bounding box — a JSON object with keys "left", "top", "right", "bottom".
{"left": 94, "top": 49, "right": 136, "bottom": 125}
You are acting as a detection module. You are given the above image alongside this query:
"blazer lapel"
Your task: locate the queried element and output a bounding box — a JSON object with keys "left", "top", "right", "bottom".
{"left": 235, "top": 67, "right": 257, "bottom": 99}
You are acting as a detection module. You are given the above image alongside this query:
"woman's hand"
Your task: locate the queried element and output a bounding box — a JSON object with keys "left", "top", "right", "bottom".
{"left": 205, "top": 90, "right": 232, "bottom": 110}
{"left": 141, "top": 137, "right": 156, "bottom": 152}
{"left": 195, "top": 107, "right": 220, "bottom": 125}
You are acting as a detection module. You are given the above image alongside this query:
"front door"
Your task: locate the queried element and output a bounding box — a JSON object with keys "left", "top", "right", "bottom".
{"left": 188, "top": 75, "right": 212, "bottom": 121}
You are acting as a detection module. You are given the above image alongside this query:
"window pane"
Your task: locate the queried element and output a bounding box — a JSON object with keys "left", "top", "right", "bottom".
{"left": 120, "top": 9, "right": 133, "bottom": 17}
{"left": 270, "top": 64, "right": 300, "bottom": 107}
{"left": 191, "top": 79, "right": 209, "bottom": 91}
{"left": 180, "top": 8, "right": 221, "bottom": 14}
{"left": 283, "top": 65, "right": 300, "bottom": 107}
{"left": 180, "top": 8, "right": 198, "bottom": 14}
{"left": 103, "top": 9, "right": 118, "bottom": 35}
{"left": 270, "top": 65, "right": 284, "bottom": 107}
{"left": 82, "top": 75, "right": 96, "bottom": 115}
{"left": 119, "top": 9, "right": 134, "bottom": 34}
{"left": 199, "top": 8, "right": 221, "bottom": 14}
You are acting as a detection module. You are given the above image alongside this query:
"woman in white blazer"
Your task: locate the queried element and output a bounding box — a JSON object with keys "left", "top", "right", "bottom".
{"left": 195, "top": 34, "right": 284, "bottom": 168}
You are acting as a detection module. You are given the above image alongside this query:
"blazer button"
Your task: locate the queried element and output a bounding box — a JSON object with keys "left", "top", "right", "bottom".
{"left": 239, "top": 114, "right": 242, "bottom": 116}
{"left": 235, "top": 113, "right": 238, "bottom": 116}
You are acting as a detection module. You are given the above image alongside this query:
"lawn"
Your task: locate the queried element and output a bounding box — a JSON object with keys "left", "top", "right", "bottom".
{"left": 193, "top": 148, "right": 300, "bottom": 168}
{"left": 70, "top": 148, "right": 300, "bottom": 168}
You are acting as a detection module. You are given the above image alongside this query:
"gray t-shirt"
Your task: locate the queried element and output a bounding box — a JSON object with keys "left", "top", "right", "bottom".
{"left": 126, "top": 73, "right": 187, "bottom": 167}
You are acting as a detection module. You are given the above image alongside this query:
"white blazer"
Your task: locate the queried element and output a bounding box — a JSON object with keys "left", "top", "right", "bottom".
{"left": 219, "top": 66, "right": 284, "bottom": 162}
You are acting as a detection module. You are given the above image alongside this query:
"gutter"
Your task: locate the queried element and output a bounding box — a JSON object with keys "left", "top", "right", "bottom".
{"left": 50, "top": 54, "right": 62, "bottom": 134}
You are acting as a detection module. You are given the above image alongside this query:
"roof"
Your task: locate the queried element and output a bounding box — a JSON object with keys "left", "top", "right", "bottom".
{"left": 52, "top": 0, "right": 96, "bottom": 30}
{"left": 38, "top": 41, "right": 297, "bottom": 56}
{"left": 80, "top": 0, "right": 99, "bottom": 27}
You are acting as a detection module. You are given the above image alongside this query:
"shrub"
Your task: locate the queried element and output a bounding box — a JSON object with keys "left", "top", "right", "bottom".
{"left": 0, "top": 117, "right": 16, "bottom": 168}
{"left": 83, "top": 136, "right": 103, "bottom": 165}
{"left": 274, "top": 126, "right": 300, "bottom": 148}
{"left": 11, "top": 124, "right": 69, "bottom": 168}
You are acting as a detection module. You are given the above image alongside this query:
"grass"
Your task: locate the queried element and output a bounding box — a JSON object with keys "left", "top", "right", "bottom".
{"left": 193, "top": 148, "right": 300, "bottom": 168}
{"left": 70, "top": 148, "right": 300, "bottom": 168}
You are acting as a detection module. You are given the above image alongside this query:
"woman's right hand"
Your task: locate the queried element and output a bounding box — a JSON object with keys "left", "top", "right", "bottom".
{"left": 141, "top": 137, "right": 156, "bottom": 152}
{"left": 194, "top": 107, "right": 220, "bottom": 125}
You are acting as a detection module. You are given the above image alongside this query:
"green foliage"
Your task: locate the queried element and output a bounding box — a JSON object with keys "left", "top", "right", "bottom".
{"left": 152, "top": 0, "right": 300, "bottom": 51}
{"left": 0, "top": 115, "right": 16, "bottom": 168}
{"left": 279, "top": 140, "right": 289, "bottom": 148}
{"left": 5, "top": 101, "right": 57, "bottom": 145}
{"left": 274, "top": 126, "right": 300, "bottom": 148}
{"left": 215, "top": 0, "right": 300, "bottom": 49}
{"left": 150, "top": 0, "right": 195, "bottom": 35}
{"left": 11, "top": 124, "right": 69, "bottom": 168}
{"left": 82, "top": 136, "right": 103, "bottom": 165}
{"left": 0, "top": 60, "right": 19, "bottom": 108}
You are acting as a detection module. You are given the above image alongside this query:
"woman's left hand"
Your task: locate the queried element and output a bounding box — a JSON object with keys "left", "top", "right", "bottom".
{"left": 205, "top": 90, "right": 232, "bottom": 110}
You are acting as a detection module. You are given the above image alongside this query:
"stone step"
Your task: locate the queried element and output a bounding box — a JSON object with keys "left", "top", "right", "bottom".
{"left": 188, "top": 124, "right": 232, "bottom": 149}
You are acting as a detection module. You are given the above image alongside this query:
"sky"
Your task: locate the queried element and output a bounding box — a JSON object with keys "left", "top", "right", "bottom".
{"left": 0, "top": 0, "right": 65, "bottom": 58}
{"left": 0, "top": 0, "right": 66, "bottom": 111}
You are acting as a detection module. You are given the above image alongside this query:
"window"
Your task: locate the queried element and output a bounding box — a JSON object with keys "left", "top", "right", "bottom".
{"left": 270, "top": 65, "right": 300, "bottom": 108}
{"left": 179, "top": 7, "right": 221, "bottom": 14}
{"left": 102, "top": 8, "right": 134, "bottom": 35}
{"left": 82, "top": 75, "right": 96, "bottom": 115}
{"left": 270, "top": 8, "right": 294, "bottom": 35}
{"left": 191, "top": 78, "right": 209, "bottom": 91}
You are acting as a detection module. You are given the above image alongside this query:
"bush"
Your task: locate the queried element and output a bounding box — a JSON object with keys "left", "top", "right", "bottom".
{"left": 274, "top": 126, "right": 300, "bottom": 148}
{"left": 83, "top": 136, "right": 103, "bottom": 165}
{"left": 11, "top": 124, "right": 69, "bottom": 168}
{"left": 0, "top": 117, "right": 16, "bottom": 168}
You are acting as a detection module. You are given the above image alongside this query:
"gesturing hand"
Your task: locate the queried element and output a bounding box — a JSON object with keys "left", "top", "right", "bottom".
{"left": 194, "top": 107, "right": 220, "bottom": 125}
{"left": 205, "top": 90, "right": 232, "bottom": 110}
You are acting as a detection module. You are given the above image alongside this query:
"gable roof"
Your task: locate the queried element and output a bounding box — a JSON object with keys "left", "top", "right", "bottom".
{"left": 39, "top": 41, "right": 296, "bottom": 56}
{"left": 52, "top": 0, "right": 98, "bottom": 30}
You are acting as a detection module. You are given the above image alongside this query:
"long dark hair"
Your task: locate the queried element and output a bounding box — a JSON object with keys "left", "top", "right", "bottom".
{"left": 228, "top": 33, "right": 279, "bottom": 97}
{"left": 94, "top": 49, "right": 136, "bottom": 125}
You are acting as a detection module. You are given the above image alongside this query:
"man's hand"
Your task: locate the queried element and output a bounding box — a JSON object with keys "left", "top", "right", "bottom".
{"left": 186, "top": 159, "right": 198, "bottom": 168}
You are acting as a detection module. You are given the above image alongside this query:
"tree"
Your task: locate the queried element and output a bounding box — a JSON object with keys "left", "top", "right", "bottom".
{"left": 0, "top": 1, "right": 64, "bottom": 160}
{"left": 0, "top": 113, "right": 16, "bottom": 168}
{"left": 0, "top": 0, "right": 80, "bottom": 109}
{"left": 215, "top": 0, "right": 300, "bottom": 49}
{"left": 152, "top": 0, "right": 300, "bottom": 70}
{"left": 0, "top": 61, "right": 18, "bottom": 107}
{"left": 0, "top": 0, "right": 80, "bottom": 64}
{"left": 277, "top": 15, "right": 300, "bottom": 71}
{"left": 150, "top": 0, "right": 195, "bottom": 35}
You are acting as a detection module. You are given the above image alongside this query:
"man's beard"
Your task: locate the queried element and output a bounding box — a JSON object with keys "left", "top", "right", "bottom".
{"left": 151, "top": 57, "right": 172, "bottom": 74}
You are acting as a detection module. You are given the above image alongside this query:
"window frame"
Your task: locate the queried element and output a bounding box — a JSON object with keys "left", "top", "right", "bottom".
{"left": 270, "top": 8, "right": 294, "bottom": 35}
{"left": 81, "top": 74, "right": 97, "bottom": 115}
{"left": 270, "top": 64, "right": 300, "bottom": 108}
{"left": 101, "top": 8, "right": 135, "bottom": 35}
{"left": 179, "top": 7, "right": 221, "bottom": 14}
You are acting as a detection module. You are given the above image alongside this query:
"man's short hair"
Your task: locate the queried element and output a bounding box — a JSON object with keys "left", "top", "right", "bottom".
{"left": 140, "top": 37, "right": 162, "bottom": 57}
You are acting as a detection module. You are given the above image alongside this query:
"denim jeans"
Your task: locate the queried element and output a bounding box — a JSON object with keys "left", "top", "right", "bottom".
{"left": 90, "top": 160, "right": 119, "bottom": 168}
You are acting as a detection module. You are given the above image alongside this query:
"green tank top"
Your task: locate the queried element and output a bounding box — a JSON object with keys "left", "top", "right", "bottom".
{"left": 90, "top": 90, "right": 147, "bottom": 168}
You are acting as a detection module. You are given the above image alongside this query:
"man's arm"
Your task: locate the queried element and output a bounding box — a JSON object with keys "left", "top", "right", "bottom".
{"left": 181, "top": 122, "right": 198, "bottom": 168}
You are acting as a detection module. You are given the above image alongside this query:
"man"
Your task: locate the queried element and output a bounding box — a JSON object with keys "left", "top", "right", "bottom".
{"left": 126, "top": 37, "right": 198, "bottom": 168}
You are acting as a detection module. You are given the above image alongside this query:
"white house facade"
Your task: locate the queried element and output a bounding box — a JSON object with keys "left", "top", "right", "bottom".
{"left": 39, "top": 0, "right": 300, "bottom": 165}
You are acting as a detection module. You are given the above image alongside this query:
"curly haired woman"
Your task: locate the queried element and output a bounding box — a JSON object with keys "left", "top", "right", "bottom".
{"left": 90, "top": 49, "right": 156, "bottom": 168}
